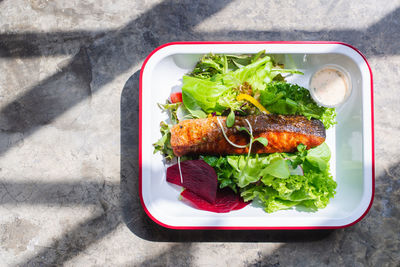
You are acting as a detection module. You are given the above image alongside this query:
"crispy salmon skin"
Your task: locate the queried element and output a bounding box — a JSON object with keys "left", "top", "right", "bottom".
{"left": 170, "top": 114, "right": 326, "bottom": 157}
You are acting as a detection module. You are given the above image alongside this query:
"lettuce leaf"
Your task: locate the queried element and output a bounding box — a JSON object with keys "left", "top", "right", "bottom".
{"left": 242, "top": 167, "right": 336, "bottom": 213}
{"left": 228, "top": 56, "right": 273, "bottom": 91}
{"left": 305, "top": 142, "right": 331, "bottom": 171}
{"left": 188, "top": 51, "right": 268, "bottom": 79}
{"left": 203, "top": 143, "right": 336, "bottom": 213}
{"left": 182, "top": 76, "right": 229, "bottom": 116}
{"left": 261, "top": 157, "right": 290, "bottom": 179}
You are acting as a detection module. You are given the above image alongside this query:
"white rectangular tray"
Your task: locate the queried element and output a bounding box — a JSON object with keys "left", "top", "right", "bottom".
{"left": 139, "top": 42, "right": 374, "bottom": 229}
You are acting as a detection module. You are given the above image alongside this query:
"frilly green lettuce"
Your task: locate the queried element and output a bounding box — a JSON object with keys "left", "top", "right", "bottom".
{"left": 203, "top": 143, "right": 337, "bottom": 213}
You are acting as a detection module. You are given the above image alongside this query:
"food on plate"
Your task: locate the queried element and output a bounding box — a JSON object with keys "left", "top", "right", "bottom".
{"left": 166, "top": 159, "right": 218, "bottom": 204}
{"left": 202, "top": 142, "right": 336, "bottom": 213}
{"left": 169, "top": 92, "right": 183, "bottom": 103}
{"left": 153, "top": 51, "right": 337, "bottom": 213}
{"left": 181, "top": 188, "right": 249, "bottom": 213}
{"left": 166, "top": 159, "right": 249, "bottom": 213}
{"left": 170, "top": 114, "right": 326, "bottom": 157}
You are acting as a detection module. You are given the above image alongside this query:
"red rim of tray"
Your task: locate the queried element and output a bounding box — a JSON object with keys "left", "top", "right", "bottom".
{"left": 138, "top": 41, "right": 375, "bottom": 230}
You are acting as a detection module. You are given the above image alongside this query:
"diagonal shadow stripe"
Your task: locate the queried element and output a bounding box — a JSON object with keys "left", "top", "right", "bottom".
{"left": 0, "top": 0, "right": 234, "bottom": 157}
{"left": 0, "top": 181, "right": 119, "bottom": 205}
{"left": 19, "top": 207, "right": 121, "bottom": 266}
{"left": 0, "top": 30, "right": 105, "bottom": 58}
{"left": 0, "top": 47, "right": 92, "bottom": 133}
{"left": 1, "top": 6, "right": 399, "bottom": 58}
{"left": 131, "top": 244, "right": 195, "bottom": 266}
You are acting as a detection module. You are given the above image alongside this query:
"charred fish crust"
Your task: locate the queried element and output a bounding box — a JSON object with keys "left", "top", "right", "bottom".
{"left": 170, "top": 114, "right": 326, "bottom": 157}
{"left": 224, "top": 114, "right": 326, "bottom": 138}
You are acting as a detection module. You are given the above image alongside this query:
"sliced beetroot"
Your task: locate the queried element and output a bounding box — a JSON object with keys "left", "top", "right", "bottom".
{"left": 213, "top": 188, "right": 249, "bottom": 211}
{"left": 181, "top": 188, "right": 250, "bottom": 213}
{"left": 231, "top": 196, "right": 249, "bottom": 211}
{"left": 166, "top": 159, "right": 249, "bottom": 212}
{"left": 166, "top": 160, "right": 218, "bottom": 204}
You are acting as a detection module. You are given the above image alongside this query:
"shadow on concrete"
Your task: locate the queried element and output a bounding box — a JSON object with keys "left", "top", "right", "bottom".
{"left": 2, "top": 180, "right": 122, "bottom": 266}
{"left": 0, "top": 0, "right": 234, "bottom": 157}
{"left": 1, "top": 7, "right": 399, "bottom": 58}
{"left": 22, "top": 208, "right": 121, "bottom": 266}
{"left": 0, "top": 47, "right": 92, "bottom": 134}
{"left": 0, "top": 180, "right": 119, "bottom": 206}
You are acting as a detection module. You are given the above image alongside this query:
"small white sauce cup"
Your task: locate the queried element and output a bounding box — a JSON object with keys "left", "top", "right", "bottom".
{"left": 309, "top": 64, "right": 352, "bottom": 108}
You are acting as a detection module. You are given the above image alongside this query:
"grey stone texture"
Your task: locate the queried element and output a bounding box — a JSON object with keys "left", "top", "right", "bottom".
{"left": 0, "top": 0, "right": 399, "bottom": 266}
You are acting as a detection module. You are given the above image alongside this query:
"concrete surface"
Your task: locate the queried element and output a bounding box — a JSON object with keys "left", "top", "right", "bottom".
{"left": 0, "top": 0, "right": 399, "bottom": 266}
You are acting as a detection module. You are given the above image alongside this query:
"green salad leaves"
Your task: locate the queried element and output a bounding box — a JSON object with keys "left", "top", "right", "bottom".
{"left": 259, "top": 82, "right": 336, "bottom": 129}
{"left": 203, "top": 143, "right": 336, "bottom": 213}
{"left": 153, "top": 121, "right": 174, "bottom": 160}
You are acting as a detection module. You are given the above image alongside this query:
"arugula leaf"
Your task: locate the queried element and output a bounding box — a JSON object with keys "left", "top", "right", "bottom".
{"left": 152, "top": 122, "right": 174, "bottom": 160}
{"left": 222, "top": 55, "right": 228, "bottom": 73}
{"left": 251, "top": 50, "right": 265, "bottom": 63}
{"left": 176, "top": 104, "right": 194, "bottom": 121}
{"left": 157, "top": 102, "right": 180, "bottom": 124}
{"left": 188, "top": 51, "right": 269, "bottom": 79}
{"left": 253, "top": 137, "right": 268, "bottom": 146}
{"left": 226, "top": 109, "right": 235, "bottom": 127}
{"left": 235, "top": 125, "right": 250, "bottom": 135}
{"left": 286, "top": 143, "right": 308, "bottom": 168}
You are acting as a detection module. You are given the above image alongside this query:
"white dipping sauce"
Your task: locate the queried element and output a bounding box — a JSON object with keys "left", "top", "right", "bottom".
{"left": 310, "top": 66, "right": 349, "bottom": 107}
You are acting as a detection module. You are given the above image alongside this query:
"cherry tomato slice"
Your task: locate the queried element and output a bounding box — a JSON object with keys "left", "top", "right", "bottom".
{"left": 170, "top": 92, "right": 183, "bottom": 103}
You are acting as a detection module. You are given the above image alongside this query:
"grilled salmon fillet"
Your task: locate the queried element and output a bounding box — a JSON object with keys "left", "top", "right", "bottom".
{"left": 170, "top": 114, "right": 326, "bottom": 156}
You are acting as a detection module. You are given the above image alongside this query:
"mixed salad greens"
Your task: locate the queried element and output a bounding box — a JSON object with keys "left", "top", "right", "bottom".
{"left": 154, "top": 51, "right": 337, "bottom": 213}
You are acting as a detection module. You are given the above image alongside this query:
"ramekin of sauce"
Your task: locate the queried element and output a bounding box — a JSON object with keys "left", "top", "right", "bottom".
{"left": 309, "top": 65, "right": 351, "bottom": 108}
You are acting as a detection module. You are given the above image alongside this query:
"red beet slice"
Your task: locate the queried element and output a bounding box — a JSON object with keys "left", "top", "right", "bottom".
{"left": 181, "top": 188, "right": 249, "bottom": 213}
{"left": 231, "top": 196, "right": 249, "bottom": 211}
{"left": 166, "top": 160, "right": 217, "bottom": 204}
